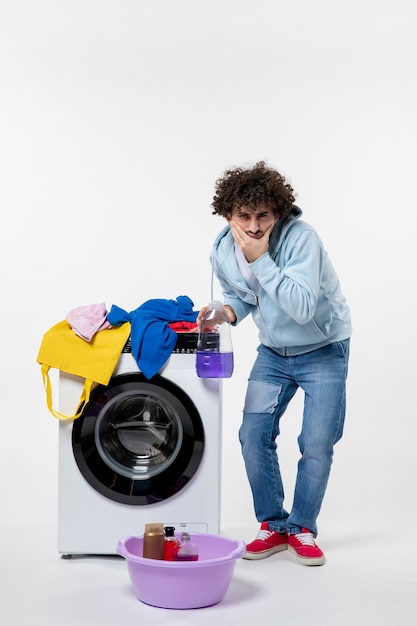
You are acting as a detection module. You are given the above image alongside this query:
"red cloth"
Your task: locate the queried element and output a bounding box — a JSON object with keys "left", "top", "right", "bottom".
{"left": 168, "top": 321, "right": 199, "bottom": 332}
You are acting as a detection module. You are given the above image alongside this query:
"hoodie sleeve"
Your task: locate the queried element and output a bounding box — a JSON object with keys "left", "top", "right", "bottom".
{"left": 249, "top": 226, "right": 324, "bottom": 325}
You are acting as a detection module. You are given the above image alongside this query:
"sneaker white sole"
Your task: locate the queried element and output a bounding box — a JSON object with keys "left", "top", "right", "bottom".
{"left": 243, "top": 545, "right": 288, "bottom": 560}
{"left": 287, "top": 545, "right": 326, "bottom": 566}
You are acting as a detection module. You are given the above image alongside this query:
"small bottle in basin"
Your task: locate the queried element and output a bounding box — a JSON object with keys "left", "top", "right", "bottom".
{"left": 175, "top": 532, "right": 199, "bottom": 561}
{"left": 163, "top": 526, "right": 180, "bottom": 561}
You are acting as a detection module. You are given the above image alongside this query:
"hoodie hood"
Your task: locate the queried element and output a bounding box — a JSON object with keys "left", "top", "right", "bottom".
{"left": 268, "top": 205, "right": 302, "bottom": 253}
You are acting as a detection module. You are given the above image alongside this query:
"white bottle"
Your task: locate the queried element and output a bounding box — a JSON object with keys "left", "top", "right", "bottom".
{"left": 174, "top": 532, "right": 199, "bottom": 561}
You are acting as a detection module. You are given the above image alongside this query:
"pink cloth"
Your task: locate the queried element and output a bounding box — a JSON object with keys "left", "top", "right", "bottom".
{"left": 66, "top": 302, "right": 112, "bottom": 341}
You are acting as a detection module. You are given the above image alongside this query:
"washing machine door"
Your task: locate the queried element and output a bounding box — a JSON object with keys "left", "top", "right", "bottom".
{"left": 72, "top": 373, "right": 204, "bottom": 505}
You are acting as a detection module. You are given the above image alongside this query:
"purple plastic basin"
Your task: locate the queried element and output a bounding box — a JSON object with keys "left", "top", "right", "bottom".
{"left": 117, "top": 533, "right": 246, "bottom": 609}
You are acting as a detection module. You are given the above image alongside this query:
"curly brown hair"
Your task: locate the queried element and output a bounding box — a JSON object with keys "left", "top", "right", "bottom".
{"left": 211, "top": 161, "right": 296, "bottom": 219}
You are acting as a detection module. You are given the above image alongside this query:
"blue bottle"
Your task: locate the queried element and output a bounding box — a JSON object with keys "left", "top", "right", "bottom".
{"left": 196, "top": 301, "right": 234, "bottom": 378}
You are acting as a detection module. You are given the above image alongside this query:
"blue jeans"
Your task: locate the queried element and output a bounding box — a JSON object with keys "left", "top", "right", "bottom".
{"left": 239, "top": 339, "right": 350, "bottom": 536}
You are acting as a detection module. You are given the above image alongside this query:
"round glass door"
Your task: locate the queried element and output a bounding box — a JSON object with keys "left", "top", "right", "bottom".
{"left": 72, "top": 373, "right": 204, "bottom": 505}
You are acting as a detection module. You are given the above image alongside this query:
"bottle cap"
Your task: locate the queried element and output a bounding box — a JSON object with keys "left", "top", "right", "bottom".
{"left": 144, "top": 522, "right": 164, "bottom": 536}
{"left": 209, "top": 300, "right": 223, "bottom": 310}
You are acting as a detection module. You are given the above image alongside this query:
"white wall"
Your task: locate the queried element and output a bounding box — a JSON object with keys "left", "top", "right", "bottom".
{"left": 1, "top": 0, "right": 415, "bottom": 534}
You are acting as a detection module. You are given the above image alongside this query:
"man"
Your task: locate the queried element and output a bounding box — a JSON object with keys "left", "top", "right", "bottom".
{"left": 200, "top": 161, "right": 351, "bottom": 566}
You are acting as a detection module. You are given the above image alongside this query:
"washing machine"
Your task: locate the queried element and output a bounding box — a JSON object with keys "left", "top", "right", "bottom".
{"left": 57, "top": 333, "right": 222, "bottom": 557}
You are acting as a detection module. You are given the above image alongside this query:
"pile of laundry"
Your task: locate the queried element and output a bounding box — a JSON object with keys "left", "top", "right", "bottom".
{"left": 66, "top": 295, "right": 199, "bottom": 379}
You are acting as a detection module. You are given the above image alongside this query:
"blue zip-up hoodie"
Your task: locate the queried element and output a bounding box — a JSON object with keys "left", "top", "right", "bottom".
{"left": 211, "top": 206, "right": 352, "bottom": 356}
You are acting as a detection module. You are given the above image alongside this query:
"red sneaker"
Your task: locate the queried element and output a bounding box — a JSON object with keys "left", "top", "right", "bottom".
{"left": 244, "top": 522, "right": 288, "bottom": 560}
{"left": 287, "top": 528, "right": 325, "bottom": 566}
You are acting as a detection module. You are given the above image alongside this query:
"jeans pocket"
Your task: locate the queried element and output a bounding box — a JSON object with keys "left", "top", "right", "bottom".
{"left": 337, "top": 338, "right": 350, "bottom": 359}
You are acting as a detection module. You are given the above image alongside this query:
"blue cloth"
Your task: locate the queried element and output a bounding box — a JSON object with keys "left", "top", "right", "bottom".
{"left": 106, "top": 295, "right": 199, "bottom": 379}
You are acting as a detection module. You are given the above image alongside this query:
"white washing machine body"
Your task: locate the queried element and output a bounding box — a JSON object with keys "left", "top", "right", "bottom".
{"left": 57, "top": 339, "right": 222, "bottom": 556}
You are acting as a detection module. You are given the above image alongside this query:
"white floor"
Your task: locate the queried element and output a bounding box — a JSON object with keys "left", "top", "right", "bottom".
{"left": 2, "top": 522, "right": 415, "bottom": 626}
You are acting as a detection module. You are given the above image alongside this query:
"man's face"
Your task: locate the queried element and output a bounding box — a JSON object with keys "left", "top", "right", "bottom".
{"left": 228, "top": 204, "right": 278, "bottom": 239}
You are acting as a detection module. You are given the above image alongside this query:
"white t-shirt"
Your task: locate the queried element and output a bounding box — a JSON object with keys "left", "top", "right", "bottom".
{"left": 234, "top": 243, "right": 260, "bottom": 294}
